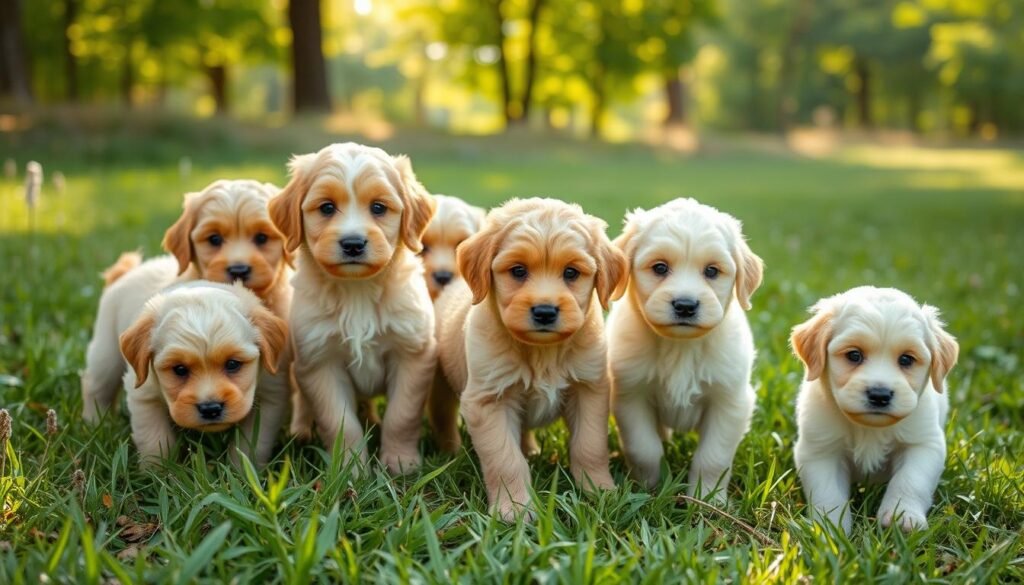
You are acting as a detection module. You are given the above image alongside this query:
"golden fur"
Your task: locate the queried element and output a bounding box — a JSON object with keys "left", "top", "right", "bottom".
{"left": 420, "top": 194, "right": 485, "bottom": 299}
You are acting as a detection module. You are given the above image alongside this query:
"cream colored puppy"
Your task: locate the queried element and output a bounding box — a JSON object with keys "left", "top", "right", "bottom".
{"left": 608, "top": 198, "right": 763, "bottom": 501}
{"left": 269, "top": 142, "right": 437, "bottom": 475}
{"left": 432, "top": 198, "right": 628, "bottom": 521}
{"left": 420, "top": 194, "right": 485, "bottom": 300}
{"left": 791, "top": 286, "right": 958, "bottom": 533}
{"left": 119, "top": 281, "right": 287, "bottom": 465}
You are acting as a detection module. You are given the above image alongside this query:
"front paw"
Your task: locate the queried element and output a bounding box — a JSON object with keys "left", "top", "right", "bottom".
{"left": 493, "top": 498, "right": 536, "bottom": 523}
{"left": 879, "top": 506, "right": 928, "bottom": 532}
{"left": 687, "top": 481, "right": 728, "bottom": 506}
{"left": 380, "top": 448, "right": 422, "bottom": 475}
{"left": 574, "top": 468, "right": 616, "bottom": 492}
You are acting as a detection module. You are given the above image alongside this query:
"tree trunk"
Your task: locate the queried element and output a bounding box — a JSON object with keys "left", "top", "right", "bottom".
{"left": 63, "top": 0, "right": 78, "bottom": 101}
{"left": 0, "top": 0, "right": 34, "bottom": 103}
{"left": 489, "top": 0, "right": 513, "bottom": 126}
{"left": 288, "top": 0, "right": 331, "bottom": 113}
{"left": 776, "top": 0, "right": 813, "bottom": 131}
{"left": 516, "top": 0, "right": 545, "bottom": 125}
{"left": 206, "top": 64, "right": 228, "bottom": 115}
{"left": 663, "top": 69, "right": 687, "bottom": 126}
{"left": 590, "top": 63, "right": 605, "bottom": 139}
{"left": 854, "top": 58, "right": 872, "bottom": 128}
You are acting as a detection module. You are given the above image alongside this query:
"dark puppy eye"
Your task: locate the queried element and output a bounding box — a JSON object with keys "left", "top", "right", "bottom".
{"left": 319, "top": 202, "right": 336, "bottom": 216}
{"left": 652, "top": 262, "right": 669, "bottom": 276}
{"left": 172, "top": 365, "right": 189, "bottom": 377}
{"left": 510, "top": 265, "right": 528, "bottom": 280}
{"left": 208, "top": 234, "right": 223, "bottom": 247}
{"left": 563, "top": 267, "right": 580, "bottom": 282}
{"left": 846, "top": 350, "right": 864, "bottom": 364}
{"left": 254, "top": 233, "right": 269, "bottom": 245}
{"left": 370, "top": 201, "right": 387, "bottom": 216}
{"left": 704, "top": 265, "right": 719, "bottom": 279}
{"left": 898, "top": 354, "right": 915, "bottom": 367}
{"left": 225, "top": 359, "right": 242, "bottom": 373}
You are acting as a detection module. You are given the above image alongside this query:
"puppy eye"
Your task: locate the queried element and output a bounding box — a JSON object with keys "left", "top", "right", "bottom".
{"left": 898, "top": 354, "right": 915, "bottom": 367}
{"left": 254, "top": 233, "right": 269, "bottom": 245}
{"left": 370, "top": 201, "right": 388, "bottom": 216}
{"left": 652, "top": 262, "right": 669, "bottom": 276}
{"left": 704, "top": 265, "right": 719, "bottom": 279}
{"left": 319, "top": 202, "right": 336, "bottom": 216}
{"left": 172, "top": 365, "right": 189, "bottom": 377}
{"left": 225, "top": 359, "right": 242, "bottom": 373}
{"left": 208, "top": 234, "right": 223, "bottom": 247}
{"left": 846, "top": 350, "right": 864, "bottom": 364}
{"left": 509, "top": 265, "right": 528, "bottom": 280}
{"left": 563, "top": 267, "right": 580, "bottom": 282}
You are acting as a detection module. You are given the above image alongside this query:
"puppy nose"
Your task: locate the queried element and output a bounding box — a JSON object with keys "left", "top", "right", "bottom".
{"left": 865, "top": 386, "right": 894, "bottom": 408}
{"left": 433, "top": 271, "right": 454, "bottom": 286}
{"left": 531, "top": 304, "right": 559, "bottom": 326}
{"left": 672, "top": 298, "right": 700, "bottom": 318}
{"left": 339, "top": 236, "right": 367, "bottom": 257}
{"left": 196, "top": 401, "right": 225, "bottom": 421}
{"left": 226, "top": 264, "right": 252, "bottom": 281}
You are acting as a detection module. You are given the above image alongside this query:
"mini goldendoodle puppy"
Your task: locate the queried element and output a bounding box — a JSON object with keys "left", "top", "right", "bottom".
{"left": 419, "top": 194, "right": 485, "bottom": 300}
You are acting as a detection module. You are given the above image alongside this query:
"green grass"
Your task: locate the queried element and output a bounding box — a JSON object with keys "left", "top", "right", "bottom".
{"left": 1, "top": 129, "right": 1022, "bottom": 582}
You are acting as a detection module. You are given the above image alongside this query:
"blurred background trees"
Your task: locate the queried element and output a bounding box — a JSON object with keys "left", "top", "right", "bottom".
{"left": 3, "top": 0, "right": 1022, "bottom": 139}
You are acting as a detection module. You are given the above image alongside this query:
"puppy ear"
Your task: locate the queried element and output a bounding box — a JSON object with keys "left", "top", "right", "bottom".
{"left": 729, "top": 219, "right": 764, "bottom": 311}
{"left": 249, "top": 304, "right": 289, "bottom": 374}
{"left": 612, "top": 216, "right": 640, "bottom": 274}
{"left": 457, "top": 219, "right": 500, "bottom": 305}
{"left": 269, "top": 154, "right": 314, "bottom": 253}
{"left": 119, "top": 310, "right": 157, "bottom": 388}
{"left": 162, "top": 193, "right": 200, "bottom": 275}
{"left": 922, "top": 305, "right": 959, "bottom": 393}
{"left": 790, "top": 301, "right": 834, "bottom": 382}
{"left": 589, "top": 220, "right": 629, "bottom": 310}
{"left": 394, "top": 155, "right": 437, "bottom": 253}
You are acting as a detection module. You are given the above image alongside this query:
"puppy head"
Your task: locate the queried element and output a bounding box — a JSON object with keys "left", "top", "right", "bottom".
{"left": 615, "top": 198, "right": 763, "bottom": 340}
{"left": 790, "top": 286, "right": 959, "bottom": 428}
{"left": 162, "top": 180, "right": 288, "bottom": 298}
{"left": 119, "top": 282, "right": 288, "bottom": 432}
{"left": 268, "top": 143, "right": 436, "bottom": 280}
{"left": 457, "top": 198, "right": 627, "bottom": 345}
{"left": 420, "top": 194, "right": 486, "bottom": 299}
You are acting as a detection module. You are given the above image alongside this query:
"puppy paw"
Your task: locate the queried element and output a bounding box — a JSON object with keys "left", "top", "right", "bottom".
{"left": 574, "top": 469, "right": 616, "bottom": 493}
{"left": 380, "top": 448, "right": 422, "bottom": 475}
{"left": 494, "top": 500, "right": 536, "bottom": 524}
{"left": 879, "top": 507, "right": 928, "bottom": 532}
{"left": 521, "top": 432, "right": 541, "bottom": 458}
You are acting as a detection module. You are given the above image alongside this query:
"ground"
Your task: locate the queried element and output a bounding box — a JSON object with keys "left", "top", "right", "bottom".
{"left": 1, "top": 123, "right": 1022, "bottom": 582}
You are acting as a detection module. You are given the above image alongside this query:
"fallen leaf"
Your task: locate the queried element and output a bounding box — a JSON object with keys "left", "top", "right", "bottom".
{"left": 118, "top": 517, "right": 159, "bottom": 544}
{"left": 116, "top": 545, "right": 140, "bottom": 561}
{"left": 102, "top": 493, "right": 113, "bottom": 509}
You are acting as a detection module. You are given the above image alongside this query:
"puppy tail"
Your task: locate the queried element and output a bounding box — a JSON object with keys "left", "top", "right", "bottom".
{"left": 101, "top": 251, "right": 143, "bottom": 288}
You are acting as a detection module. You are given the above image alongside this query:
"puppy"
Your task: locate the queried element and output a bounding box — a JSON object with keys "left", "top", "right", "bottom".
{"left": 608, "top": 198, "right": 764, "bottom": 502}
{"left": 432, "top": 198, "right": 628, "bottom": 521}
{"left": 269, "top": 143, "right": 437, "bottom": 475}
{"left": 119, "top": 281, "right": 288, "bottom": 465}
{"left": 791, "top": 286, "right": 958, "bottom": 532}
{"left": 81, "top": 179, "right": 294, "bottom": 465}
{"left": 419, "top": 194, "right": 485, "bottom": 300}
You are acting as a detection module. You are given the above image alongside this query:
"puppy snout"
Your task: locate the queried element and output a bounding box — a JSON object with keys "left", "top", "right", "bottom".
{"left": 432, "top": 270, "right": 454, "bottom": 286}
{"left": 226, "top": 264, "right": 252, "bottom": 281}
{"left": 196, "top": 401, "right": 225, "bottom": 421}
{"left": 339, "top": 236, "right": 368, "bottom": 258}
{"left": 865, "top": 386, "right": 894, "bottom": 408}
{"left": 531, "top": 304, "right": 559, "bottom": 326}
{"left": 671, "top": 298, "right": 700, "bottom": 318}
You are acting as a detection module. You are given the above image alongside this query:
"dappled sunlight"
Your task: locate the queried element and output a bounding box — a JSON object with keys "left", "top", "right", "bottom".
{"left": 322, "top": 111, "right": 395, "bottom": 142}
{"left": 837, "top": 145, "right": 1024, "bottom": 193}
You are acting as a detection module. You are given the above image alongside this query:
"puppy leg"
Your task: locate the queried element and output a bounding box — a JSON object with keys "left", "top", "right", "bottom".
{"left": 81, "top": 310, "right": 124, "bottom": 423}
{"left": 614, "top": 391, "right": 664, "bottom": 489}
{"left": 687, "top": 385, "right": 755, "bottom": 503}
{"left": 461, "top": 388, "right": 532, "bottom": 522}
{"left": 379, "top": 346, "right": 436, "bottom": 474}
{"left": 127, "top": 393, "right": 177, "bottom": 466}
{"left": 520, "top": 431, "right": 540, "bottom": 457}
{"left": 797, "top": 452, "right": 853, "bottom": 533}
{"left": 427, "top": 370, "right": 462, "bottom": 454}
{"left": 296, "top": 359, "right": 366, "bottom": 471}
{"left": 288, "top": 364, "right": 315, "bottom": 441}
{"left": 877, "top": 442, "right": 945, "bottom": 532}
{"left": 565, "top": 380, "right": 615, "bottom": 492}
{"left": 234, "top": 369, "right": 290, "bottom": 467}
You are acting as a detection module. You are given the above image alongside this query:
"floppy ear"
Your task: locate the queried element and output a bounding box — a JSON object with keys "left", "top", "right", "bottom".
{"left": 269, "top": 154, "right": 314, "bottom": 253}
{"left": 922, "top": 305, "right": 959, "bottom": 393}
{"left": 457, "top": 220, "right": 500, "bottom": 305}
{"left": 612, "top": 216, "right": 640, "bottom": 274}
{"left": 249, "top": 304, "right": 289, "bottom": 374}
{"left": 162, "top": 193, "right": 200, "bottom": 275}
{"left": 589, "top": 221, "right": 629, "bottom": 310}
{"left": 727, "top": 218, "right": 764, "bottom": 311}
{"left": 393, "top": 155, "right": 437, "bottom": 253}
{"left": 119, "top": 310, "right": 157, "bottom": 388}
{"left": 790, "top": 301, "right": 834, "bottom": 382}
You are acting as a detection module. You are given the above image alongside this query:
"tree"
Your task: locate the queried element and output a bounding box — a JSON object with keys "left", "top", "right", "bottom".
{"left": 288, "top": 0, "right": 331, "bottom": 112}
{"left": 0, "top": 0, "right": 34, "bottom": 103}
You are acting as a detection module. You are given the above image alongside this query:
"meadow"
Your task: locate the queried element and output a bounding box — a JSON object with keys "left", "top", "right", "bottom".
{"left": 1, "top": 126, "right": 1022, "bottom": 582}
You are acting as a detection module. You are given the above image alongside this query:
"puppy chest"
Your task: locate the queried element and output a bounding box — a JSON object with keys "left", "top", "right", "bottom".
{"left": 522, "top": 386, "right": 565, "bottom": 429}
{"left": 656, "top": 393, "right": 705, "bottom": 432}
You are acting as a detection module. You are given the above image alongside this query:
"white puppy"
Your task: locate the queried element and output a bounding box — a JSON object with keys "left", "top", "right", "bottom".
{"left": 791, "top": 286, "right": 958, "bottom": 533}
{"left": 608, "top": 198, "right": 764, "bottom": 501}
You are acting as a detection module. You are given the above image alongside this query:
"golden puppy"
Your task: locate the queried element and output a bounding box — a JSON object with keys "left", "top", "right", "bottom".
{"left": 269, "top": 142, "right": 437, "bottom": 475}
{"left": 791, "top": 286, "right": 958, "bottom": 532}
{"left": 431, "top": 198, "right": 628, "bottom": 521}
{"left": 607, "top": 198, "right": 763, "bottom": 502}
{"left": 419, "top": 194, "right": 485, "bottom": 299}
{"left": 82, "top": 179, "right": 294, "bottom": 465}
{"left": 119, "top": 281, "right": 287, "bottom": 465}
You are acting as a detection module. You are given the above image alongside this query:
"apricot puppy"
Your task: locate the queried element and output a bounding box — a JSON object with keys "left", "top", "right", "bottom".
{"left": 608, "top": 198, "right": 763, "bottom": 501}
{"left": 419, "top": 194, "right": 485, "bottom": 300}
{"left": 269, "top": 142, "right": 437, "bottom": 475}
{"left": 119, "top": 282, "right": 287, "bottom": 465}
{"left": 791, "top": 286, "right": 958, "bottom": 533}
{"left": 432, "top": 198, "right": 627, "bottom": 521}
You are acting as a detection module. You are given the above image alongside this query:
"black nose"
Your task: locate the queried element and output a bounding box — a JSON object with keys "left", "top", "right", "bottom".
{"left": 196, "top": 401, "right": 225, "bottom": 421}
{"left": 672, "top": 298, "right": 700, "bottom": 318}
{"left": 226, "top": 264, "right": 252, "bottom": 281}
{"left": 531, "top": 304, "right": 559, "bottom": 326}
{"left": 433, "top": 271, "right": 454, "bottom": 286}
{"left": 339, "top": 236, "right": 367, "bottom": 257}
{"left": 866, "top": 386, "right": 894, "bottom": 408}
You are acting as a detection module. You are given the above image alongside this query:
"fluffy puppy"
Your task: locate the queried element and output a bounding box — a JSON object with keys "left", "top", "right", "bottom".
{"left": 419, "top": 194, "right": 485, "bottom": 300}
{"left": 791, "top": 286, "right": 958, "bottom": 533}
{"left": 608, "top": 198, "right": 764, "bottom": 502}
{"left": 119, "top": 281, "right": 288, "bottom": 464}
{"left": 81, "top": 179, "right": 293, "bottom": 465}
{"left": 432, "top": 198, "right": 628, "bottom": 521}
{"left": 269, "top": 142, "right": 437, "bottom": 475}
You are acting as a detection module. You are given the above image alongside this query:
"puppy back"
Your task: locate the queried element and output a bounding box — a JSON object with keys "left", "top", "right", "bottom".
{"left": 101, "top": 251, "right": 143, "bottom": 288}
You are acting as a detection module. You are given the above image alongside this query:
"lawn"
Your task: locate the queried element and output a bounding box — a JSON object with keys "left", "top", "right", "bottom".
{"left": 1, "top": 126, "right": 1022, "bottom": 582}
